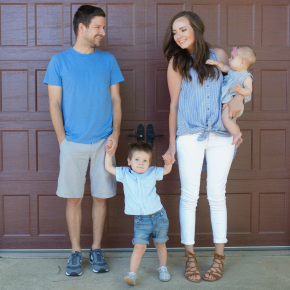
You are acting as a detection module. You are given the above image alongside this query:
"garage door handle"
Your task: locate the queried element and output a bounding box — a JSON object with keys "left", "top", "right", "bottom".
{"left": 146, "top": 124, "right": 164, "bottom": 147}
{"left": 128, "top": 124, "right": 145, "bottom": 142}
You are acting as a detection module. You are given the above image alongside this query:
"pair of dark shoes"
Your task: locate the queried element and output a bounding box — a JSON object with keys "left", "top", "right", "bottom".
{"left": 66, "top": 248, "right": 108, "bottom": 276}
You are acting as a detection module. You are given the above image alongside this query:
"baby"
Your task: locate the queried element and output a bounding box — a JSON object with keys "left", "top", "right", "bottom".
{"left": 105, "top": 141, "right": 173, "bottom": 286}
{"left": 206, "top": 46, "right": 256, "bottom": 145}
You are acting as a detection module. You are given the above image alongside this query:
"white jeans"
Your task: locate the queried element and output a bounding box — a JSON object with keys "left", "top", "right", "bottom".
{"left": 177, "top": 133, "right": 235, "bottom": 245}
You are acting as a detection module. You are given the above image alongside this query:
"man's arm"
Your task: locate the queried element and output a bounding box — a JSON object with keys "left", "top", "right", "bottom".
{"left": 106, "top": 83, "right": 122, "bottom": 156}
{"left": 48, "top": 84, "right": 65, "bottom": 146}
{"left": 105, "top": 152, "right": 116, "bottom": 176}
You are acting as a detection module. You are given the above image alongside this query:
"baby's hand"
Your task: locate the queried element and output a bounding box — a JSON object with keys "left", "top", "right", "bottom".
{"left": 105, "top": 140, "right": 113, "bottom": 152}
{"left": 162, "top": 153, "right": 173, "bottom": 165}
{"left": 231, "top": 82, "right": 242, "bottom": 94}
{"left": 205, "top": 59, "right": 216, "bottom": 66}
{"left": 222, "top": 102, "right": 230, "bottom": 110}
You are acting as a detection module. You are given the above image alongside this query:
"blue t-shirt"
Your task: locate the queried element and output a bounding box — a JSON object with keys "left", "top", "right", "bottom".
{"left": 43, "top": 48, "right": 124, "bottom": 143}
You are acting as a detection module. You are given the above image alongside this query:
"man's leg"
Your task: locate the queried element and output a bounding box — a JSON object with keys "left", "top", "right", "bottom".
{"left": 66, "top": 198, "right": 82, "bottom": 253}
{"left": 91, "top": 197, "right": 107, "bottom": 250}
{"left": 89, "top": 139, "right": 117, "bottom": 273}
{"left": 89, "top": 197, "right": 109, "bottom": 273}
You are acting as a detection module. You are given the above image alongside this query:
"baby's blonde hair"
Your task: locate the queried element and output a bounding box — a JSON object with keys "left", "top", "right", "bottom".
{"left": 237, "top": 46, "right": 256, "bottom": 67}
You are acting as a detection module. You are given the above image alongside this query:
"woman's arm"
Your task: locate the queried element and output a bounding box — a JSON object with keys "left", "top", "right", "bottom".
{"left": 166, "top": 58, "right": 182, "bottom": 163}
{"left": 214, "top": 47, "right": 244, "bottom": 118}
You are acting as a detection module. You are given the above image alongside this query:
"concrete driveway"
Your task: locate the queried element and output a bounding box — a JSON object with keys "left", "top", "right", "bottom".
{"left": 0, "top": 249, "right": 289, "bottom": 290}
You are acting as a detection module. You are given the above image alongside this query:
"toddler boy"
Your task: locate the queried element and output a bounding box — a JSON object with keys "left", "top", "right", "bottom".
{"left": 105, "top": 142, "right": 172, "bottom": 286}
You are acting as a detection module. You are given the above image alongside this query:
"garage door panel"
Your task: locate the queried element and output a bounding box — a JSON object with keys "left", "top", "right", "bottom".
{"left": 261, "top": 5, "right": 289, "bottom": 47}
{"left": 3, "top": 195, "right": 31, "bottom": 236}
{"left": 107, "top": 195, "right": 132, "bottom": 235}
{"left": 227, "top": 4, "right": 254, "bottom": 46}
{"left": 38, "top": 195, "right": 66, "bottom": 236}
{"left": 36, "top": 131, "right": 60, "bottom": 172}
{"left": 259, "top": 192, "right": 286, "bottom": 233}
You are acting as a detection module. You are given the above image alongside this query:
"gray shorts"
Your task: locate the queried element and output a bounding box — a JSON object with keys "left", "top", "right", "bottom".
{"left": 56, "top": 138, "right": 116, "bottom": 199}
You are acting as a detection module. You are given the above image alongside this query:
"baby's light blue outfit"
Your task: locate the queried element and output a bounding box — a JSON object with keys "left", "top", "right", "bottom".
{"left": 221, "top": 69, "right": 252, "bottom": 118}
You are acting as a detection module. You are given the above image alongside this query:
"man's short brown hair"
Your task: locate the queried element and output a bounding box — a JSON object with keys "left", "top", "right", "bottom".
{"left": 128, "top": 142, "right": 153, "bottom": 161}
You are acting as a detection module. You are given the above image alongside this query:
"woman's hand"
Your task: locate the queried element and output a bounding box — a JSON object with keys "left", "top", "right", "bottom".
{"left": 228, "top": 94, "right": 244, "bottom": 118}
{"left": 164, "top": 146, "right": 176, "bottom": 164}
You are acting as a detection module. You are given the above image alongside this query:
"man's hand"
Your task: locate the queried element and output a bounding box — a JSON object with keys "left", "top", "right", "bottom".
{"left": 106, "top": 132, "right": 119, "bottom": 156}
{"left": 227, "top": 95, "right": 244, "bottom": 118}
{"left": 58, "top": 135, "right": 66, "bottom": 147}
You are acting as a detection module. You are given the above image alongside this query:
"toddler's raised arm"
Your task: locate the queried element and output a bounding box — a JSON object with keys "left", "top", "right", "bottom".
{"left": 105, "top": 152, "right": 116, "bottom": 176}
{"left": 162, "top": 153, "right": 173, "bottom": 176}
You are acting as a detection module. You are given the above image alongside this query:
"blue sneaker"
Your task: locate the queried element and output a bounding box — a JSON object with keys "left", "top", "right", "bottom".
{"left": 66, "top": 251, "right": 83, "bottom": 276}
{"left": 89, "top": 248, "right": 108, "bottom": 273}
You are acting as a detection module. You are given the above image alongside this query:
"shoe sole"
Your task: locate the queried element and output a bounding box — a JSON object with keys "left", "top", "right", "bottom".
{"left": 124, "top": 277, "right": 135, "bottom": 286}
{"left": 66, "top": 271, "right": 82, "bottom": 276}
{"left": 92, "top": 268, "right": 108, "bottom": 273}
{"left": 89, "top": 260, "right": 108, "bottom": 273}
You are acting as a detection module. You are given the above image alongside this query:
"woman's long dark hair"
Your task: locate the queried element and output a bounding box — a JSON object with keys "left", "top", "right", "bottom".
{"left": 163, "top": 11, "right": 219, "bottom": 85}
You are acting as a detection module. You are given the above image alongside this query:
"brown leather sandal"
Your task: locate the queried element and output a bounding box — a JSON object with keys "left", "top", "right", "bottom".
{"left": 185, "top": 250, "right": 201, "bottom": 283}
{"left": 203, "top": 252, "right": 225, "bottom": 281}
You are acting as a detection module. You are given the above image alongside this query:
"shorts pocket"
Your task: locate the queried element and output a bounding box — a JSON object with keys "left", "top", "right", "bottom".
{"left": 60, "top": 138, "right": 66, "bottom": 150}
{"left": 161, "top": 211, "right": 169, "bottom": 223}
{"left": 134, "top": 216, "right": 142, "bottom": 225}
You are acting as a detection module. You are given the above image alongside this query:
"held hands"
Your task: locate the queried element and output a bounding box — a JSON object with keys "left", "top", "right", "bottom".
{"left": 105, "top": 132, "right": 118, "bottom": 157}
{"left": 162, "top": 153, "right": 173, "bottom": 166}
{"left": 163, "top": 147, "right": 176, "bottom": 165}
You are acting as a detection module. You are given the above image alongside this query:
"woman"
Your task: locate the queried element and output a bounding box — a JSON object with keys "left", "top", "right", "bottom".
{"left": 163, "top": 11, "right": 244, "bottom": 282}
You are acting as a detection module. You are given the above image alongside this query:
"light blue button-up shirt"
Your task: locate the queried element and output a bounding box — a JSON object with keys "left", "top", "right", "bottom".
{"left": 115, "top": 166, "right": 164, "bottom": 215}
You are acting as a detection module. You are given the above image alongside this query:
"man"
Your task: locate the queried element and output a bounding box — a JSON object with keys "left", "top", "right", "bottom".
{"left": 44, "top": 5, "right": 124, "bottom": 276}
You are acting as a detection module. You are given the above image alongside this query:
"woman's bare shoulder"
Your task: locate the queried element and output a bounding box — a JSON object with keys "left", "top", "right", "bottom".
{"left": 213, "top": 48, "right": 229, "bottom": 64}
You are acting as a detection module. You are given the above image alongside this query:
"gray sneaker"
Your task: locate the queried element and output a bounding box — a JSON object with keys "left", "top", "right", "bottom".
{"left": 124, "top": 272, "right": 137, "bottom": 286}
{"left": 158, "top": 266, "right": 170, "bottom": 282}
{"left": 66, "top": 251, "right": 83, "bottom": 276}
{"left": 89, "top": 248, "right": 108, "bottom": 273}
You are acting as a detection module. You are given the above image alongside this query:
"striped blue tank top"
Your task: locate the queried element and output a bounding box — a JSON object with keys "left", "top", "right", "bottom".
{"left": 177, "top": 48, "right": 231, "bottom": 140}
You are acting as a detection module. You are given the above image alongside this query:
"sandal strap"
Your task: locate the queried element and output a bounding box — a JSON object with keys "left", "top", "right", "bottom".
{"left": 203, "top": 252, "right": 225, "bottom": 281}
{"left": 185, "top": 250, "right": 201, "bottom": 280}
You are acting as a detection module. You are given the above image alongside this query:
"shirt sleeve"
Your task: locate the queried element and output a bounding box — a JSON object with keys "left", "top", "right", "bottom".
{"left": 43, "top": 55, "right": 62, "bottom": 86}
{"left": 115, "top": 167, "right": 125, "bottom": 183}
{"left": 110, "top": 56, "right": 125, "bottom": 86}
{"left": 155, "top": 167, "right": 164, "bottom": 181}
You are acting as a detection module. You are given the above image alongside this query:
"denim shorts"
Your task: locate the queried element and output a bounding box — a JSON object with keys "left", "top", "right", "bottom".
{"left": 132, "top": 208, "right": 169, "bottom": 245}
